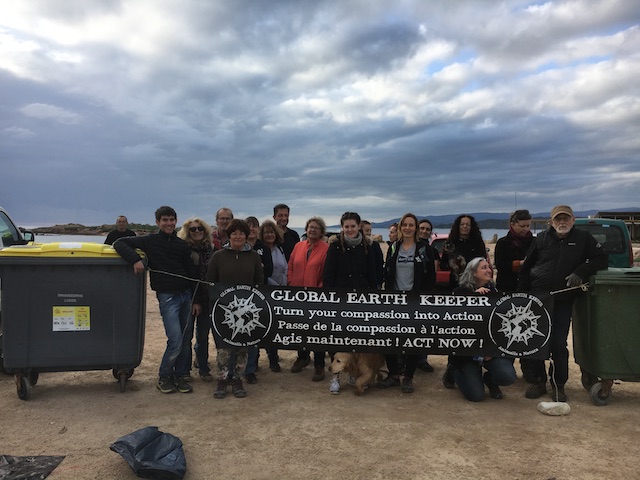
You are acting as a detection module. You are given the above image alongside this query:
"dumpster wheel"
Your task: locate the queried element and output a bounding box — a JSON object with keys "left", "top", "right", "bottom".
{"left": 590, "top": 381, "right": 613, "bottom": 406}
{"left": 28, "top": 371, "right": 39, "bottom": 386}
{"left": 112, "top": 368, "right": 134, "bottom": 393}
{"left": 580, "top": 367, "right": 598, "bottom": 391}
{"left": 15, "top": 375, "right": 32, "bottom": 401}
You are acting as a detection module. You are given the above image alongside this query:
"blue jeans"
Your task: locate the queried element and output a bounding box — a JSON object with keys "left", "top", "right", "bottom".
{"left": 156, "top": 290, "right": 193, "bottom": 379}
{"left": 454, "top": 357, "right": 516, "bottom": 402}
{"left": 245, "top": 345, "right": 259, "bottom": 375}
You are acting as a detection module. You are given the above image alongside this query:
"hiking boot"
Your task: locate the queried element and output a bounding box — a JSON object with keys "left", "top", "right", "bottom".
{"left": 232, "top": 378, "right": 247, "bottom": 398}
{"left": 290, "top": 357, "right": 310, "bottom": 373}
{"left": 418, "top": 361, "right": 434, "bottom": 373}
{"left": 551, "top": 385, "right": 568, "bottom": 402}
{"left": 377, "top": 375, "right": 400, "bottom": 388}
{"left": 270, "top": 362, "right": 282, "bottom": 372}
{"left": 442, "top": 364, "right": 455, "bottom": 389}
{"left": 213, "top": 379, "right": 227, "bottom": 399}
{"left": 174, "top": 376, "right": 193, "bottom": 393}
{"left": 157, "top": 377, "right": 177, "bottom": 394}
{"left": 401, "top": 377, "right": 415, "bottom": 393}
{"left": 525, "top": 382, "right": 547, "bottom": 399}
{"left": 483, "top": 373, "right": 503, "bottom": 399}
{"left": 312, "top": 366, "right": 325, "bottom": 382}
{"left": 245, "top": 373, "right": 258, "bottom": 384}
{"left": 329, "top": 376, "right": 341, "bottom": 395}
{"left": 199, "top": 372, "right": 213, "bottom": 382}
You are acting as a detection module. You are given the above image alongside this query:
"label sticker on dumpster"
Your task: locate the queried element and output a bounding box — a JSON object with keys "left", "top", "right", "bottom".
{"left": 52, "top": 306, "right": 91, "bottom": 331}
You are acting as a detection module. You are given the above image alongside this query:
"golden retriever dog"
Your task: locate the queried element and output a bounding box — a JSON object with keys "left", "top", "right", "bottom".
{"left": 328, "top": 352, "right": 385, "bottom": 395}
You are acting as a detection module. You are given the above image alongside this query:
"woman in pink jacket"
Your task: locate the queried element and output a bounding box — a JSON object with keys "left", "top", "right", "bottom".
{"left": 287, "top": 216, "right": 329, "bottom": 381}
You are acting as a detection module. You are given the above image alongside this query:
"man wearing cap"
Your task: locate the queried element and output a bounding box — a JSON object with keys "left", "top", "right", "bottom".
{"left": 518, "top": 205, "right": 607, "bottom": 402}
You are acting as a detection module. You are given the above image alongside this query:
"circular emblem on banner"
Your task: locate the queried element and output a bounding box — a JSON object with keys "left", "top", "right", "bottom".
{"left": 488, "top": 293, "right": 551, "bottom": 357}
{"left": 212, "top": 285, "right": 273, "bottom": 347}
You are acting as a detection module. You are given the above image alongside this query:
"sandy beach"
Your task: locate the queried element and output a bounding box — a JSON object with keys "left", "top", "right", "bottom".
{"left": 1, "top": 241, "right": 640, "bottom": 479}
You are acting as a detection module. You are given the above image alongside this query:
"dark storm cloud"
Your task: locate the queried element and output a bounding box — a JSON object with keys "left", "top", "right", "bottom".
{"left": 0, "top": 0, "right": 639, "bottom": 228}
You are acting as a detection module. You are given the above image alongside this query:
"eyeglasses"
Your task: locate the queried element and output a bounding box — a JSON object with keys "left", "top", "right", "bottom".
{"left": 189, "top": 226, "right": 205, "bottom": 233}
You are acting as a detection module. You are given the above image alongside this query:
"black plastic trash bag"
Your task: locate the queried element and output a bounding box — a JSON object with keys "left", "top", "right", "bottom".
{"left": 0, "top": 455, "right": 64, "bottom": 480}
{"left": 110, "top": 426, "right": 186, "bottom": 480}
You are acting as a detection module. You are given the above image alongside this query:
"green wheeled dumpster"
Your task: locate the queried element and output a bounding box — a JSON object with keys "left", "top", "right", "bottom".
{"left": 572, "top": 267, "right": 640, "bottom": 406}
{"left": 0, "top": 242, "right": 146, "bottom": 400}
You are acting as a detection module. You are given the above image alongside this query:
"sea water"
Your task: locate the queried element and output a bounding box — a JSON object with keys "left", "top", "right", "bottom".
{"left": 35, "top": 228, "right": 522, "bottom": 244}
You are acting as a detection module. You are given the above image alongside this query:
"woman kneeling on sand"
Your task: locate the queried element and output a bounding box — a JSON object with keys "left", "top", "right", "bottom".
{"left": 450, "top": 257, "right": 516, "bottom": 401}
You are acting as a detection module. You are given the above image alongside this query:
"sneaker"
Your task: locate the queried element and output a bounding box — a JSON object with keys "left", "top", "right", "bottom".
{"left": 245, "top": 373, "right": 258, "bottom": 384}
{"left": 418, "top": 362, "right": 434, "bottom": 373}
{"left": 232, "top": 378, "right": 247, "bottom": 398}
{"left": 551, "top": 385, "right": 568, "bottom": 402}
{"left": 377, "top": 375, "right": 400, "bottom": 389}
{"left": 312, "top": 366, "right": 325, "bottom": 382}
{"left": 290, "top": 357, "right": 310, "bottom": 373}
{"left": 483, "top": 373, "right": 503, "bottom": 399}
{"left": 330, "top": 377, "right": 341, "bottom": 395}
{"left": 401, "top": 378, "right": 415, "bottom": 393}
{"left": 157, "top": 377, "right": 177, "bottom": 394}
{"left": 213, "top": 379, "right": 227, "bottom": 399}
{"left": 347, "top": 375, "right": 357, "bottom": 387}
{"left": 174, "top": 376, "right": 193, "bottom": 393}
{"left": 199, "top": 372, "right": 213, "bottom": 382}
{"left": 525, "top": 382, "right": 547, "bottom": 399}
{"left": 270, "top": 362, "right": 281, "bottom": 373}
{"left": 442, "top": 364, "right": 455, "bottom": 389}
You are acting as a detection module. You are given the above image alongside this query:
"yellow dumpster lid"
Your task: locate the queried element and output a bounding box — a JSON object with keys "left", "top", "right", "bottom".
{"left": 0, "top": 242, "right": 122, "bottom": 258}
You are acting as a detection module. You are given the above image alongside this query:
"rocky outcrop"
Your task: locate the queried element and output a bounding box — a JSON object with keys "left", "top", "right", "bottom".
{"left": 31, "top": 223, "right": 154, "bottom": 236}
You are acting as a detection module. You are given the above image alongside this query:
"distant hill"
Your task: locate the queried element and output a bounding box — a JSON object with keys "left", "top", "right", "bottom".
{"left": 370, "top": 207, "right": 640, "bottom": 229}
{"left": 31, "top": 223, "right": 156, "bottom": 235}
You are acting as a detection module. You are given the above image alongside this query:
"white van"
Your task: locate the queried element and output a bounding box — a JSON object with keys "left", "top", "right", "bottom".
{"left": 0, "top": 207, "right": 34, "bottom": 248}
{"left": 0, "top": 207, "right": 34, "bottom": 372}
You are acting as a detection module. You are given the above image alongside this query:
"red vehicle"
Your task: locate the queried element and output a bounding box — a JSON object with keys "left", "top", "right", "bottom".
{"left": 429, "top": 233, "right": 451, "bottom": 290}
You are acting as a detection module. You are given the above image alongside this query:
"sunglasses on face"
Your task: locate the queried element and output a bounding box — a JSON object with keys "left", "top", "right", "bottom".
{"left": 189, "top": 226, "right": 205, "bottom": 232}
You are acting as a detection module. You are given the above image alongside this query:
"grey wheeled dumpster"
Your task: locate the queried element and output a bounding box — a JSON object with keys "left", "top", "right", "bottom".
{"left": 0, "top": 242, "right": 146, "bottom": 400}
{"left": 573, "top": 267, "right": 640, "bottom": 405}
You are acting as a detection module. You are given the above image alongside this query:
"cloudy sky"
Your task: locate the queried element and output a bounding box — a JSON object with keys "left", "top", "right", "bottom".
{"left": 1, "top": 1, "right": 639, "bottom": 228}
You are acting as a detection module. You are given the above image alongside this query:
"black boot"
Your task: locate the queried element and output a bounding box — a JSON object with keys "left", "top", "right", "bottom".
{"left": 442, "top": 363, "right": 455, "bottom": 389}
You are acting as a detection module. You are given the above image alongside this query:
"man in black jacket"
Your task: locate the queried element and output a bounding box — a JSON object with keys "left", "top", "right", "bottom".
{"left": 518, "top": 205, "right": 607, "bottom": 402}
{"left": 104, "top": 215, "right": 136, "bottom": 245}
{"left": 273, "top": 203, "right": 299, "bottom": 261}
{"left": 114, "top": 206, "right": 200, "bottom": 395}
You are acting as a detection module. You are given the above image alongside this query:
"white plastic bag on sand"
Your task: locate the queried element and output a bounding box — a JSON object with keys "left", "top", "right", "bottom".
{"left": 537, "top": 401, "right": 571, "bottom": 416}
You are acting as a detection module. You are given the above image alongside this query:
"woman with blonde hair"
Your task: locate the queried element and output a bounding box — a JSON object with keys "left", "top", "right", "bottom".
{"left": 288, "top": 217, "right": 330, "bottom": 380}
{"left": 178, "top": 217, "right": 216, "bottom": 382}
{"left": 379, "top": 213, "right": 436, "bottom": 393}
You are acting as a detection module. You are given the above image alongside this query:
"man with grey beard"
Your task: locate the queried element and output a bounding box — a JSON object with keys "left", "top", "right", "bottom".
{"left": 518, "top": 205, "right": 607, "bottom": 402}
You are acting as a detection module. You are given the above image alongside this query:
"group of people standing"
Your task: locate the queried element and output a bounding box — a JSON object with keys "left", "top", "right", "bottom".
{"left": 112, "top": 203, "right": 608, "bottom": 403}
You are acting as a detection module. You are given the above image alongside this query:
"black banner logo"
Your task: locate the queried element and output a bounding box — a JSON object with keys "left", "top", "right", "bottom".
{"left": 212, "top": 285, "right": 273, "bottom": 347}
{"left": 489, "top": 292, "right": 551, "bottom": 357}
